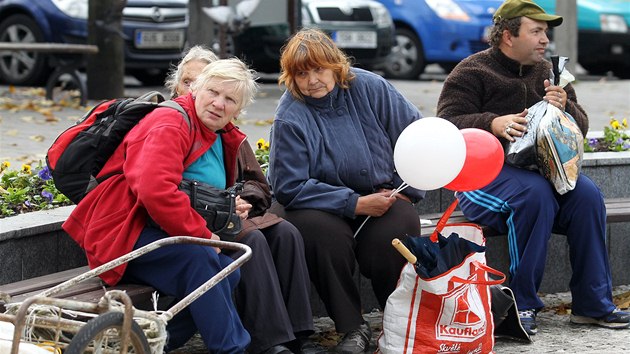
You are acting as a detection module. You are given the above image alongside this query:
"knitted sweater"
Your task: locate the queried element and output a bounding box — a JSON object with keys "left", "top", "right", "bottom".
{"left": 436, "top": 47, "right": 589, "bottom": 151}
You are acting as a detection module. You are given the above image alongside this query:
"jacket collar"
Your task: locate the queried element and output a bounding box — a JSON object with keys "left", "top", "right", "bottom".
{"left": 303, "top": 85, "right": 341, "bottom": 110}
{"left": 491, "top": 47, "right": 535, "bottom": 77}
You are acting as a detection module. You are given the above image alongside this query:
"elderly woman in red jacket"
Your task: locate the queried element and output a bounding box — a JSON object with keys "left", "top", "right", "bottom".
{"left": 162, "top": 45, "right": 321, "bottom": 354}
{"left": 63, "top": 58, "right": 256, "bottom": 353}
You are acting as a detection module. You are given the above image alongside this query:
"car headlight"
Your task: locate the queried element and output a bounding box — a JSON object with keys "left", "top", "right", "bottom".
{"left": 51, "top": 0, "right": 88, "bottom": 20}
{"left": 371, "top": 4, "right": 393, "bottom": 28}
{"left": 425, "top": 0, "right": 470, "bottom": 22}
{"left": 600, "top": 14, "right": 628, "bottom": 33}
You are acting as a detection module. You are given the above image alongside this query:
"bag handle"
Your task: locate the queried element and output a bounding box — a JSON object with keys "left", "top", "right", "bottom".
{"left": 450, "top": 261, "right": 506, "bottom": 285}
{"left": 430, "top": 199, "right": 459, "bottom": 242}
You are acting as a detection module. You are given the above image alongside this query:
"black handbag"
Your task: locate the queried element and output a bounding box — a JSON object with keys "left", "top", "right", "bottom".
{"left": 179, "top": 178, "right": 243, "bottom": 240}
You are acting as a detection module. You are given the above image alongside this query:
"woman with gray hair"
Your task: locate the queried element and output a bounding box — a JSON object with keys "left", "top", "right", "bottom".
{"left": 64, "top": 58, "right": 258, "bottom": 353}
{"left": 165, "top": 47, "right": 322, "bottom": 354}
{"left": 164, "top": 45, "right": 219, "bottom": 97}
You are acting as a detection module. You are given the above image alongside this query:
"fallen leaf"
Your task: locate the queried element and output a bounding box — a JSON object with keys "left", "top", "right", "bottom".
{"left": 30, "top": 135, "right": 46, "bottom": 142}
{"left": 254, "top": 119, "right": 274, "bottom": 126}
{"left": 20, "top": 116, "right": 34, "bottom": 123}
{"left": 44, "top": 115, "right": 60, "bottom": 123}
{"left": 5, "top": 129, "right": 18, "bottom": 137}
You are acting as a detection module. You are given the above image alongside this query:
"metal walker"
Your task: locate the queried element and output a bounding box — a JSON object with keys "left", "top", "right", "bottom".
{"left": 0, "top": 236, "right": 251, "bottom": 354}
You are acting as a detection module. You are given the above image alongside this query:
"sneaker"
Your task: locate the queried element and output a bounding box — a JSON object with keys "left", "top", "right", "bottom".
{"left": 518, "top": 309, "right": 538, "bottom": 335}
{"left": 570, "top": 308, "right": 630, "bottom": 329}
{"left": 334, "top": 322, "right": 371, "bottom": 354}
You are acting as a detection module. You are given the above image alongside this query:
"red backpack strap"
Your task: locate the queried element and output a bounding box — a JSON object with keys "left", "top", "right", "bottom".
{"left": 430, "top": 198, "right": 459, "bottom": 242}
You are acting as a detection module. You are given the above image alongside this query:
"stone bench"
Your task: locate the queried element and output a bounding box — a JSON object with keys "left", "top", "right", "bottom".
{"left": 1, "top": 196, "right": 628, "bottom": 317}
{"left": 0, "top": 43, "right": 98, "bottom": 106}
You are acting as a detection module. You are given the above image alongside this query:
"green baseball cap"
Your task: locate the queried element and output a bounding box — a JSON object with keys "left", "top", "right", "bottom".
{"left": 493, "top": 0, "right": 563, "bottom": 27}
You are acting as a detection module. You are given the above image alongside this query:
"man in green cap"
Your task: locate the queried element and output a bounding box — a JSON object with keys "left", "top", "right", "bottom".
{"left": 436, "top": 0, "right": 630, "bottom": 337}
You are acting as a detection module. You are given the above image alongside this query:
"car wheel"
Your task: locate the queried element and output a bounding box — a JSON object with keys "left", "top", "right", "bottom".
{"left": 580, "top": 62, "right": 609, "bottom": 76}
{"left": 439, "top": 63, "right": 457, "bottom": 74}
{"left": 612, "top": 65, "right": 630, "bottom": 80}
{"left": 383, "top": 27, "right": 425, "bottom": 80}
{"left": 0, "top": 14, "right": 48, "bottom": 85}
{"left": 130, "top": 68, "right": 169, "bottom": 86}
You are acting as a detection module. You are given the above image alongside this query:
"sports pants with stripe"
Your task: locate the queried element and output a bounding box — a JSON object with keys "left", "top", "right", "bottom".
{"left": 457, "top": 164, "right": 615, "bottom": 318}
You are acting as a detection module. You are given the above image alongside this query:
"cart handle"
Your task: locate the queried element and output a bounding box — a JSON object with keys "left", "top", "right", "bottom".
{"left": 39, "top": 237, "right": 251, "bottom": 310}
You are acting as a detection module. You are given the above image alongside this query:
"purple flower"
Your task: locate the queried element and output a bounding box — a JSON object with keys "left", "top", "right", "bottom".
{"left": 42, "top": 190, "right": 54, "bottom": 203}
{"left": 588, "top": 138, "right": 598, "bottom": 147}
{"left": 38, "top": 166, "right": 52, "bottom": 181}
{"left": 24, "top": 200, "right": 32, "bottom": 207}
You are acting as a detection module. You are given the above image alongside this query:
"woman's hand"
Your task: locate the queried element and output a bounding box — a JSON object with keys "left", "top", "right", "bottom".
{"left": 235, "top": 196, "right": 252, "bottom": 220}
{"left": 491, "top": 109, "right": 528, "bottom": 142}
{"left": 356, "top": 191, "right": 396, "bottom": 217}
{"left": 377, "top": 188, "right": 412, "bottom": 203}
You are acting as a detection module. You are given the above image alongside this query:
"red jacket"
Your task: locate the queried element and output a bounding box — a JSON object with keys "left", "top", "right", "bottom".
{"left": 63, "top": 94, "right": 246, "bottom": 285}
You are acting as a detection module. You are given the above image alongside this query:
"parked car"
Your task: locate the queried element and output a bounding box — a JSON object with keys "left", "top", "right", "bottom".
{"left": 0, "top": 0, "right": 188, "bottom": 86}
{"left": 231, "top": 0, "right": 395, "bottom": 74}
{"left": 374, "top": 0, "right": 503, "bottom": 80}
{"left": 534, "top": 0, "right": 630, "bottom": 79}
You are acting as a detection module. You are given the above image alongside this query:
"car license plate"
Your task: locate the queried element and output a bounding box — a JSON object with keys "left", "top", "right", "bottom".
{"left": 332, "top": 31, "right": 377, "bottom": 49}
{"left": 134, "top": 30, "right": 185, "bottom": 49}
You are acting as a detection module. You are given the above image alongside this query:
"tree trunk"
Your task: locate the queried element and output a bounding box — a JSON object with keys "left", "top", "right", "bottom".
{"left": 554, "top": 0, "right": 578, "bottom": 74}
{"left": 188, "top": 0, "right": 216, "bottom": 50}
{"left": 87, "top": 0, "right": 126, "bottom": 99}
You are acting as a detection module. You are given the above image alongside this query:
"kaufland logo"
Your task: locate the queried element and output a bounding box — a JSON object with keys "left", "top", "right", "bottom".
{"left": 436, "top": 282, "right": 486, "bottom": 341}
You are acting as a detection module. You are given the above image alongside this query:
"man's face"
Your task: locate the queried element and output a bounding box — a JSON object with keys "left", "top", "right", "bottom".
{"left": 509, "top": 17, "right": 550, "bottom": 65}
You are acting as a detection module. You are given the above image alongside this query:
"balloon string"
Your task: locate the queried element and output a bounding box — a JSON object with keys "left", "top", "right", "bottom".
{"left": 353, "top": 182, "right": 409, "bottom": 238}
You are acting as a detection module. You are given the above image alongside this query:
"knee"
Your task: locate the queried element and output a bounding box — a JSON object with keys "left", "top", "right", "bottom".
{"left": 571, "top": 175, "right": 604, "bottom": 204}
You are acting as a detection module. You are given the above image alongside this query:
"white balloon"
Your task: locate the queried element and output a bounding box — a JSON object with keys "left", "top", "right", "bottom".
{"left": 394, "top": 117, "right": 466, "bottom": 190}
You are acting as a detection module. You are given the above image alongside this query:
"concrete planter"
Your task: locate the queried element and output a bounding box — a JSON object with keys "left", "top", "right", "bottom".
{"left": 1, "top": 152, "right": 629, "bottom": 293}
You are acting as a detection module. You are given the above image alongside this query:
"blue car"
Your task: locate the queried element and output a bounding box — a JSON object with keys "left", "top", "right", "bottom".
{"left": 375, "top": 0, "right": 503, "bottom": 80}
{"left": 0, "top": 0, "right": 188, "bottom": 86}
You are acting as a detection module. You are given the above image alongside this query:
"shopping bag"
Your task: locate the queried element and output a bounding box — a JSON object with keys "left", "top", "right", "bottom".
{"left": 505, "top": 55, "right": 583, "bottom": 194}
{"left": 536, "top": 105, "right": 583, "bottom": 194}
{"left": 378, "top": 200, "right": 505, "bottom": 354}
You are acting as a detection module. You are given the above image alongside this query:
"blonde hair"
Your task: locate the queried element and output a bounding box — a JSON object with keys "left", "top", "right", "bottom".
{"left": 165, "top": 45, "right": 219, "bottom": 97}
{"left": 192, "top": 58, "right": 259, "bottom": 113}
{"left": 278, "top": 28, "right": 355, "bottom": 100}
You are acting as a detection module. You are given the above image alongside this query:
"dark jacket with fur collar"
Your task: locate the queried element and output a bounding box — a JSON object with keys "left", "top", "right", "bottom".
{"left": 436, "top": 47, "right": 588, "bottom": 151}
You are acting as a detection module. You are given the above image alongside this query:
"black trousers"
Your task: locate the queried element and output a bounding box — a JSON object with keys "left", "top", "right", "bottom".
{"left": 226, "top": 220, "right": 314, "bottom": 353}
{"left": 270, "top": 199, "right": 420, "bottom": 333}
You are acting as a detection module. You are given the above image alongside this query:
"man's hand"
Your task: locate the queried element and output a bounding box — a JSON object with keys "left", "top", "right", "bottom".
{"left": 491, "top": 109, "right": 529, "bottom": 142}
{"left": 544, "top": 79, "right": 567, "bottom": 111}
{"left": 356, "top": 190, "right": 396, "bottom": 217}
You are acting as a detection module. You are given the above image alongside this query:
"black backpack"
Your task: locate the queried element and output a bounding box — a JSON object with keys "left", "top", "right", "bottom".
{"left": 46, "top": 91, "right": 190, "bottom": 204}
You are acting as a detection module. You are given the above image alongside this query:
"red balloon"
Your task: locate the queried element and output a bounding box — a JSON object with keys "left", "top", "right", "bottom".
{"left": 444, "top": 128, "right": 504, "bottom": 192}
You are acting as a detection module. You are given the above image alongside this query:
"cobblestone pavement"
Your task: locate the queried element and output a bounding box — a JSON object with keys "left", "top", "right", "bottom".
{"left": 171, "top": 284, "right": 630, "bottom": 353}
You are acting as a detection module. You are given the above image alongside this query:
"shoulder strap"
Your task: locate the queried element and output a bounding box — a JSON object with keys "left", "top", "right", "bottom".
{"left": 159, "top": 100, "right": 191, "bottom": 132}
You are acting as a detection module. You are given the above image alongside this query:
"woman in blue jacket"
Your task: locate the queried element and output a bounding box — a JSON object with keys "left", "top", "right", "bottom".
{"left": 268, "top": 28, "right": 425, "bottom": 354}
